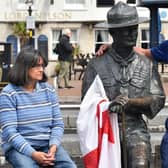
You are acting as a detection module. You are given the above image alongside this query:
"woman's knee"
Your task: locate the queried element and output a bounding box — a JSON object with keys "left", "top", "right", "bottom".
{"left": 55, "top": 146, "right": 77, "bottom": 168}
{"left": 6, "top": 149, "right": 39, "bottom": 168}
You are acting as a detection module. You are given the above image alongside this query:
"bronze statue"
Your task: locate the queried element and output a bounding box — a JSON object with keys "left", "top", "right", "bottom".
{"left": 81, "top": 2, "right": 165, "bottom": 168}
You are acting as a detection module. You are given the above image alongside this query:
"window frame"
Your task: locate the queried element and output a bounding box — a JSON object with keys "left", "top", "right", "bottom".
{"left": 96, "top": 0, "right": 114, "bottom": 7}
{"left": 140, "top": 28, "right": 150, "bottom": 49}
{"left": 64, "top": 0, "right": 87, "bottom": 10}
{"left": 94, "top": 29, "right": 112, "bottom": 52}
{"left": 16, "top": 0, "right": 36, "bottom": 11}
{"left": 52, "top": 28, "right": 79, "bottom": 59}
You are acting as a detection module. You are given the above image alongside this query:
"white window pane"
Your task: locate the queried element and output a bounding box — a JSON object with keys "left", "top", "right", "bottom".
{"left": 66, "top": 0, "right": 71, "bottom": 4}
{"left": 65, "top": 0, "right": 86, "bottom": 9}
{"left": 140, "top": 29, "right": 150, "bottom": 49}
{"left": 19, "top": 0, "right": 25, "bottom": 3}
{"left": 95, "top": 30, "right": 109, "bottom": 42}
{"left": 141, "top": 29, "right": 149, "bottom": 41}
{"left": 95, "top": 29, "right": 110, "bottom": 52}
{"left": 78, "top": 0, "right": 85, "bottom": 4}
{"left": 71, "top": 30, "right": 77, "bottom": 43}
{"left": 52, "top": 30, "right": 61, "bottom": 42}
{"left": 52, "top": 29, "right": 78, "bottom": 50}
{"left": 52, "top": 30, "right": 62, "bottom": 52}
{"left": 66, "top": 0, "right": 85, "bottom": 4}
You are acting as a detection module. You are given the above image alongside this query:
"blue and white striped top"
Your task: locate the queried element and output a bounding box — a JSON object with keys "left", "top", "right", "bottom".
{"left": 0, "top": 82, "right": 64, "bottom": 157}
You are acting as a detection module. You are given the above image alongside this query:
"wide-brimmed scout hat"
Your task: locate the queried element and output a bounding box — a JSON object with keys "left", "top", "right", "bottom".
{"left": 95, "top": 1, "right": 148, "bottom": 29}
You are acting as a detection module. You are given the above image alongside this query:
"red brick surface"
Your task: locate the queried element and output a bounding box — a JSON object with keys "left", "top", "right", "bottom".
{"left": 57, "top": 80, "right": 82, "bottom": 98}
{"left": 163, "top": 82, "right": 168, "bottom": 97}
{"left": 48, "top": 77, "right": 82, "bottom": 100}
{"left": 48, "top": 76, "right": 168, "bottom": 99}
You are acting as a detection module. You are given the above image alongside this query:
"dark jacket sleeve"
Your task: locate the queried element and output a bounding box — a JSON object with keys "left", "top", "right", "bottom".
{"left": 160, "top": 134, "right": 168, "bottom": 168}
{"left": 151, "top": 40, "right": 168, "bottom": 63}
{"left": 60, "top": 36, "right": 73, "bottom": 53}
{"left": 58, "top": 35, "right": 73, "bottom": 61}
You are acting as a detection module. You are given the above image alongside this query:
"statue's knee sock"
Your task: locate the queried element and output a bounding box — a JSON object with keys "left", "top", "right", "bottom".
{"left": 128, "top": 142, "right": 150, "bottom": 168}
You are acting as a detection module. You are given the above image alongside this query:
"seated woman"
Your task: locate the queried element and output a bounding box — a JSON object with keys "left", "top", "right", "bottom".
{"left": 0, "top": 46, "right": 76, "bottom": 168}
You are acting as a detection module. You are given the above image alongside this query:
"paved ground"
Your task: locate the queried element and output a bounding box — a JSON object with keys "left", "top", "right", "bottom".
{"left": 48, "top": 74, "right": 168, "bottom": 102}
{"left": 161, "top": 74, "right": 168, "bottom": 99}
{"left": 48, "top": 77, "right": 81, "bottom": 103}
{"left": 57, "top": 80, "right": 82, "bottom": 100}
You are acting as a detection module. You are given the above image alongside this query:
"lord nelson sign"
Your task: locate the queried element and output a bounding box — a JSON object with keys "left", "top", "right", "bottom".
{"left": 4, "top": 11, "right": 72, "bottom": 21}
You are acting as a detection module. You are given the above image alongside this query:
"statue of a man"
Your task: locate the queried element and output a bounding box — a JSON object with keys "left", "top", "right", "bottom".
{"left": 82, "top": 2, "right": 165, "bottom": 168}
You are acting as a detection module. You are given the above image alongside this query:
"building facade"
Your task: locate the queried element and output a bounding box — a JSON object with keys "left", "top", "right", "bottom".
{"left": 0, "top": 0, "right": 167, "bottom": 77}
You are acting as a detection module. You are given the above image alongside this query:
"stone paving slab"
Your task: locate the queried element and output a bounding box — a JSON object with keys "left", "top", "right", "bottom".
{"left": 48, "top": 74, "right": 168, "bottom": 103}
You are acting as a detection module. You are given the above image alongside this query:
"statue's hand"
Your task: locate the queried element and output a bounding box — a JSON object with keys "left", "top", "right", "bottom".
{"left": 109, "top": 95, "right": 129, "bottom": 113}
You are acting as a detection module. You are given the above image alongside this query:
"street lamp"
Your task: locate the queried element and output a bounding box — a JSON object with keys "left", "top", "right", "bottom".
{"left": 25, "top": 0, "right": 35, "bottom": 47}
{"left": 25, "top": 0, "right": 33, "bottom": 16}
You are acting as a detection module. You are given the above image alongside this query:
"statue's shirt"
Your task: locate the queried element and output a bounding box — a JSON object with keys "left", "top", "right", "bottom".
{"left": 82, "top": 47, "right": 165, "bottom": 120}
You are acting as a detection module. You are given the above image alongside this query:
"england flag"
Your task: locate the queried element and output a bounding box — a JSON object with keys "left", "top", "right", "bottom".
{"left": 77, "top": 75, "right": 121, "bottom": 168}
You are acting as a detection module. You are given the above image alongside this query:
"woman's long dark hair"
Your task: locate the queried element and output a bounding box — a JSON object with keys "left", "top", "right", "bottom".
{"left": 8, "top": 46, "right": 48, "bottom": 86}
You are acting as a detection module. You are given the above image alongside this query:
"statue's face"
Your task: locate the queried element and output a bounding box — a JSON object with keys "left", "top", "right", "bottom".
{"left": 109, "top": 25, "right": 138, "bottom": 47}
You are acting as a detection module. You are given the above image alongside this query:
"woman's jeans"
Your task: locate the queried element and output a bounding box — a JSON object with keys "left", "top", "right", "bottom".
{"left": 5, "top": 145, "right": 77, "bottom": 168}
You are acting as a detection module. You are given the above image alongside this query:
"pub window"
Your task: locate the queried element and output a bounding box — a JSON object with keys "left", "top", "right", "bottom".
{"left": 127, "top": 0, "right": 136, "bottom": 4}
{"left": 17, "top": 0, "right": 34, "bottom": 10}
{"left": 96, "top": 0, "right": 114, "bottom": 7}
{"left": 95, "top": 29, "right": 112, "bottom": 52}
{"left": 52, "top": 29, "right": 78, "bottom": 58}
{"left": 19, "top": 0, "right": 25, "bottom": 4}
{"left": 19, "top": 0, "right": 34, "bottom": 5}
{"left": 52, "top": 29, "right": 62, "bottom": 55}
{"left": 65, "top": 0, "right": 86, "bottom": 9}
{"left": 50, "top": 0, "right": 54, "bottom": 5}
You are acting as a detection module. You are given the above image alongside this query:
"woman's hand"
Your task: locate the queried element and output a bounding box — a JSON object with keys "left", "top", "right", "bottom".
{"left": 47, "top": 145, "right": 57, "bottom": 161}
{"left": 32, "top": 151, "right": 55, "bottom": 166}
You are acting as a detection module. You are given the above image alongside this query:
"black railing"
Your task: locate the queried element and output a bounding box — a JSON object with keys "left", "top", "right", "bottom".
{"left": 158, "top": 63, "right": 168, "bottom": 74}
{"left": 0, "top": 82, "right": 8, "bottom": 91}
{"left": 58, "top": 54, "right": 168, "bottom": 81}
{"left": 71, "top": 53, "right": 95, "bottom": 80}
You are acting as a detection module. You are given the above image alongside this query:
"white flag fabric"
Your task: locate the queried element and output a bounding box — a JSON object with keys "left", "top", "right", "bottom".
{"left": 77, "top": 75, "right": 121, "bottom": 168}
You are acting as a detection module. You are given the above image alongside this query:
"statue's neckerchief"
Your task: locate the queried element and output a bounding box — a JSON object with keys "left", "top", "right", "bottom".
{"left": 107, "top": 47, "right": 139, "bottom": 95}
{"left": 111, "top": 49, "right": 135, "bottom": 66}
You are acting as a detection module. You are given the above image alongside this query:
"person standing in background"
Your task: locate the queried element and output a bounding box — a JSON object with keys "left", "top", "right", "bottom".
{"left": 57, "top": 28, "right": 74, "bottom": 89}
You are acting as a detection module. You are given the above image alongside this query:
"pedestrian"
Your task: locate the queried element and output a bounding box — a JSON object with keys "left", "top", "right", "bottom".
{"left": 81, "top": 2, "right": 165, "bottom": 168}
{"left": 57, "top": 28, "right": 74, "bottom": 89}
{"left": 0, "top": 46, "right": 76, "bottom": 168}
